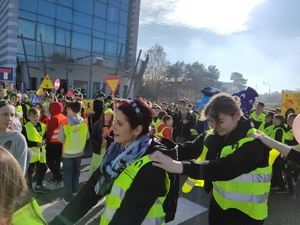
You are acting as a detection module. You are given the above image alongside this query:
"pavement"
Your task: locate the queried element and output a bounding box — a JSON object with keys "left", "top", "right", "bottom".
{"left": 36, "top": 146, "right": 300, "bottom": 225}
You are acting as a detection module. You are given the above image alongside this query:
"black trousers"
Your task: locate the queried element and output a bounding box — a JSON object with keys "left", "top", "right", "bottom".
{"left": 27, "top": 162, "right": 48, "bottom": 187}
{"left": 46, "top": 143, "right": 63, "bottom": 181}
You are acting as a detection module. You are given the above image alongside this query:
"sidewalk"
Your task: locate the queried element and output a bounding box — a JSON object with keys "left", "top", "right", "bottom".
{"left": 35, "top": 146, "right": 104, "bottom": 225}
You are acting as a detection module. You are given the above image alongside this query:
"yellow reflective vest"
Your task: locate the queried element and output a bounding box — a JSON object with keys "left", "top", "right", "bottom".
{"left": 12, "top": 198, "right": 46, "bottom": 225}
{"left": 100, "top": 155, "right": 170, "bottom": 225}
{"left": 182, "top": 129, "right": 212, "bottom": 193}
{"left": 212, "top": 135, "right": 272, "bottom": 220}
{"left": 62, "top": 119, "right": 88, "bottom": 155}
{"left": 24, "top": 122, "right": 46, "bottom": 163}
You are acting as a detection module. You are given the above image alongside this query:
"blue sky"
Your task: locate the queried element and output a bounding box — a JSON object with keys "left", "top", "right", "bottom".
{"left": 137, "top": 0, "right": 300, "bottom": 94}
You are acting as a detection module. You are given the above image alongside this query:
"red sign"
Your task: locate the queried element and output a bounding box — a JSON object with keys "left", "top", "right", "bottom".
{"left": 54, "top": 78, "right": 60, "bottom": 91}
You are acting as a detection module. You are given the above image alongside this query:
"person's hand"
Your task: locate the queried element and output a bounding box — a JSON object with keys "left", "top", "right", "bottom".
{"left": 247, "top": 130, "right": 266, "bottom": 140}
{"left": 149, "top": 151, "right": 183, "bottom": 174}
{"left": 37, "top": 142, "right": 43, "bottom": 147}
{"left": 182, "top": 119, "right": 188, "bottom": 124}
{"left": 102, "top": 133, "right": 107, "bottom": 138}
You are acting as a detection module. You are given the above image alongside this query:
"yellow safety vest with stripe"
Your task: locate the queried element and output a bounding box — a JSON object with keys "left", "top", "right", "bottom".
{"left": 62, "top": 120, "right": 88, "bottom": 155}
{"left": 182, "top": 128, "right": 280, "bottom": 194}
{"left": 251, "top": 112, "right": 266, "bottom": 122}
{"left": 285, "top": 128, "right": 294, "bottom": 142}
{"left": 212, "top": 134, "right": 273, "bottom": 220}
{"left": 12, "top": 199, "right": 46, "bottom": 225}
{"left": 269, "top": 126, "right": 285, "bottom": 143}
{"left": 24, "top": 122, "right": 46, "bottom": 163}
{"left": 15, "top": 105, "right": 23, "bottom": 119}
{"left": 100, "top": 155, "right": 170, "bottom": 225}
{"left": 258, "top": 123, "right": 274, "bottom": 137}
{"left": 182, "top": 129, "right": 213, "bottom": 193}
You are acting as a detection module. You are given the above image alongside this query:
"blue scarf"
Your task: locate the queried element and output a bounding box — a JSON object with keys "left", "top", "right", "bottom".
{"left": 94, "top": 134, "right": 152, "bottom": 196}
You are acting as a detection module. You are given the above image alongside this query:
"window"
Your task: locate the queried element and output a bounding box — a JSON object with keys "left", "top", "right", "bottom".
{"left": 37, "top": 23, "right": 54, "bottom": 44}
{"left": 93, "top": 38, "right": 104, "bottom": 53}
{"left": 94, "top": 2, "right": 107, "bottom": 18}
{"left": 56, "top": 28, "right": 70, "bottom": 46}
{"left": 93, "top": 82, "right": 100, "bottom": 98}
{"left": 73, "top": 11, "right": 92, "bottom": 28}
{"left": 38, "top": 1, "right": 55, "bottom": 18}
{"left": 107, "top": 5, "right": 119, "bottom": 23}
{"left": 38, "top": 15, "right": 55, "bottom": 25}
{"left": 73, "top": 25, "right": 92, "bottom": 35}
{"left": 19, "top": 10, "right": 36, "bottom": 20}
{"left": 93, "top": 17, "right": 106, "bottom": 32}
{"left": 105, "top": 40, "right": 117, "bottom": 56}
{"left": 57, "top": 0, "right": 73, "bottom": 7}
{"left": 74, "top": 0, "right": 93, "bottom": 14}
{"left": 56, "top": 6, "right": 72, "bottom": 23}
{"left": 19, "top": 0, "right": 37, "bottom": 13}
{"left": 106, "top": 21, "right": 118, "bottom": 36}
{"left": 18, "top": 19, "right": 36, "bottom": 39}
{"left": 72, "top": 32, "right": 91, "bottom": 51}
{"left": 122, "top": 85, "right": 128, "bottom": 98}
{"left": 74, "top": 80, "right": 88, "bottom": 97}
{"left": 120, "top": 10, "right": 128, "bottom": 25}
{"left": 36, "top": 43, "right": 54, "bottom": 60}
{"left": 118, "top": 25, "right": 127, "bottom": 38}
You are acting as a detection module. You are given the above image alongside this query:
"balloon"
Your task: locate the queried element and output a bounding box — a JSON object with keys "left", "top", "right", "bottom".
{"left": 292, "top": 114, "right": 300, "bottom": 144}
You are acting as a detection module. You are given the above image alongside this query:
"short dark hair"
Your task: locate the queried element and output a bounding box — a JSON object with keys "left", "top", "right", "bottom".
{"left": 163, "top": 115, "right": 172, "bottom": 124}
{"left": 158, "top": 110, "right": 167, "bottom": 120}
{"left": 68, "top": 102, "right": 81, "bottom": 113}
{"left": 257, "top": 101, "right": 265, "bottom": 107}
{"left": 28, "top": 108, "right": 39, "bottom": 116}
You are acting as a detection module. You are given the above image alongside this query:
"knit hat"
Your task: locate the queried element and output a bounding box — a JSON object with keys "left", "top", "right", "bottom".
{"left": 104, "top": 108, "right": 114, "bottom": 115}
{"left": 201, "top": 87, "right": 221, "bottom": 97}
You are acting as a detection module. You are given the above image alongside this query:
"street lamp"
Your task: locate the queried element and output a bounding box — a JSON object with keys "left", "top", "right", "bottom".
{"left": 170, "top": 77, "right": 183, "bottom": 102}
{"left": 263, "top": 82, "right": 271, "bottom": 104}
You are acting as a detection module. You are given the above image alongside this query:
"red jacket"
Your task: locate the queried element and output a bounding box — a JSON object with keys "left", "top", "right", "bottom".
{"left": 46, "top": 102, "right": 66, "bottom": 143}
{"left": 157, "top": 124, "right": 173, "bottom": 141}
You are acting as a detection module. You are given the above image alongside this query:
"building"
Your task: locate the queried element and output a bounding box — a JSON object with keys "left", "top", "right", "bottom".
{"left": 0, "top": 0, "right": 141, "bottom": 98}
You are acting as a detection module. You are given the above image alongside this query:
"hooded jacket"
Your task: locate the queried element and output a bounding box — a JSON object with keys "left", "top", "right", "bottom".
{"left": 46, "top": 102, "right": 65, "bottom": 143}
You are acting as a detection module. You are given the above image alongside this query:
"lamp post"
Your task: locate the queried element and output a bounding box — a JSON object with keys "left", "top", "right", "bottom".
{"left": 263, "top": 82, "right": 271, "bottom": 104}
{"left": 170, "top": 77, "right": 183, "bottom": 102}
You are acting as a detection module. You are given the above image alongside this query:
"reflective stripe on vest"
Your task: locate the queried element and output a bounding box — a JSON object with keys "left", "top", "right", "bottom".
{"left": 50, "top": 114, "right": 66, "bottom": 143}
{"left": 182, "top": 129, "right": 212, "bottom": 193}
{"left": 100, "top": 155, "right": 169, "bottom": 225}
{"left": 212, "top": 128, "right": 272, "bottom": 220}
{"left": 269, "top": 126, "right": 285, "bottom": 143}
{"left": 24, "top": 122, "right": 46, "bottom": 163}
{"left": 63, "top": 120, "right": 88, "bottom": 155}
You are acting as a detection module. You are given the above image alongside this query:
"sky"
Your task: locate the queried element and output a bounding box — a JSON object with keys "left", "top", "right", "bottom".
{"left": 137, "top": 0, "right": 300, "bottom": 94}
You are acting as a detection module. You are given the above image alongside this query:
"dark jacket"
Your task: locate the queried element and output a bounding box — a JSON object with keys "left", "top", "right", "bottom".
{"left": 177, "top": 116, "right": 270, "bottom": 223}
{"left": 49, "top": 138, "right": 178, "bottom": 225}
{"left": 172, "top": 110, "right": 195, "bottom": 139}
{"left": 90, "top": 121, "right": 114, "bottom": 154}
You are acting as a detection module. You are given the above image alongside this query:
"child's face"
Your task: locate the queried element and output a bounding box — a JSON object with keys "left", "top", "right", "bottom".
{"left": 272, "top": 117, "right": 281, "bottom": 126}
{"left": 265, "top": 116, "right": 272, "bottom": 123}
{"left": 287, "top": 116, "right": 295, "bottom": 127}
{"left": 28, "top": 113, "right": 39, "bottom": 125}
{"left": 166, "top": 118, "right": 173, "bottom": 126}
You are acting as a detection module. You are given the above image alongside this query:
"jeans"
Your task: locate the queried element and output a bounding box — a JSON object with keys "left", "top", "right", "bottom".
{"left": 63, "top": 156, "right": 82, "bottom": 202}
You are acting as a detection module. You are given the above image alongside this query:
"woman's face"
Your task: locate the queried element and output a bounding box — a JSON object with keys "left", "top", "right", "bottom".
{"left": 208, "top": 112, "right": 239, "bottom": 137}
{"left": 104, "top": 113, "right": 113, "bottom": 123}
{"left": 272, "top": 117, "right": 281, "bottom": 126}
{"left": 0, "top": 105, "right": 15, "bottom": 130}
{"left": 10, "top": 96, "right": 18, "bottom": 105}
{"left": 111, "top": 109, "right": 141, "bottom": 147}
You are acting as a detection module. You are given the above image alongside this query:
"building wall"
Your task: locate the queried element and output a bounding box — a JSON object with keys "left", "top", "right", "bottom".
{"left": 20, "top": 61, "right": 134, "bottom": 98}
{"left": 0, "top": 0, "right": 18, "bottom": 83}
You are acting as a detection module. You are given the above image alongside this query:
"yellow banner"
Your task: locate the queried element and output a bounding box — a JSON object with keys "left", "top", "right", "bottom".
{"left": 281, "top": 91, "right": 300, "bottom": 115}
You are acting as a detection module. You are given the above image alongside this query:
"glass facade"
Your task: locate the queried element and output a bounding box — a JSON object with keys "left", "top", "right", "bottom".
{"left": 17, "top": 0, "right": 129, "bottom": 69}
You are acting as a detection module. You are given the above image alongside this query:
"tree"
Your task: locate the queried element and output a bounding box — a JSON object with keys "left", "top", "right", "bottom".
{"left": 141, "top": 44, "right": 168, "bottom": 100}
{"left": 230, "top": 72, "right": 247, "bottom": 91}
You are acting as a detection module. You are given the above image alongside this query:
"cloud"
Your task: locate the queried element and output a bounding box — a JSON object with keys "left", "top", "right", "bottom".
{"left": 140, "top": 0, "right": 265, "bottom": 34}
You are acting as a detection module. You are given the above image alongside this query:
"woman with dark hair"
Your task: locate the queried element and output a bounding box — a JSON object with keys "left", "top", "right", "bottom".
{"left": 89, "top": 108, "right": 114, "bottom": 176}
{"left": 50, "top": 99, "right": 178, "bottom": 225}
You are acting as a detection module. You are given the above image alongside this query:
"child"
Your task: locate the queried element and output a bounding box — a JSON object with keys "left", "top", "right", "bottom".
{"left": 270, "top": 114, "right": 287, "bottom": 193}
{"left": 258, "top": 111, "right": 275, "bottom": 136}
{"left": 156, "top": 115, "right": 173, "bottom": 141}
{"left": 58, "top": 102, "right": 89, "bottom": 203}
{"left": 22, "top": 108, "right": 49, "bottom": 194}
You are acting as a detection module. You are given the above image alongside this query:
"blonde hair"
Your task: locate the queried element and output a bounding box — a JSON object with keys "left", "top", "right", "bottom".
{"left": 0, "top": 146, "right": 27, "bottom": 224}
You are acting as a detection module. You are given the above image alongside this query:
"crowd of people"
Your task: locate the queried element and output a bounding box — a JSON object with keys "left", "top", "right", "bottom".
{"left": 1, "top": 81, "right": 300, "bottom": 225}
